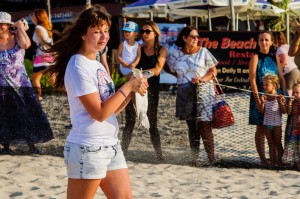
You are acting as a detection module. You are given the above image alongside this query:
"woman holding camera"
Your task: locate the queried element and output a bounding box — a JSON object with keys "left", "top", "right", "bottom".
{"left": 32, "top": 9, "right": 55, "bottom": 100}
{"left": 0, "top": 11, "right": 53, "bottom": 154}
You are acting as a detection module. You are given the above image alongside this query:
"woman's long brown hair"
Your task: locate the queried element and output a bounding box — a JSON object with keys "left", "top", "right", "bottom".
{"left": 143, "top": 21, "right": 162, "bottom": 68}
{"left": 45, "top": 5, "right": 111, "bottom": 89}
{"left": 33, "top": 9, "right": 53, "bottom": 38}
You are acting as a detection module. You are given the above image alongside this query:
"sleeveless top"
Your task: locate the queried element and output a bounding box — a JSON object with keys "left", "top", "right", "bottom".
{"left": 32, "top": 25, "right": 53, "bottom": 56}
{"left": 136, "top": 46, "right": 161, "bottom": 87}
{"left": 263, "top": 98, "right": 282, "bottom": 127}
{"left": 120, "top": 40, "right": 139, "bottom": 75}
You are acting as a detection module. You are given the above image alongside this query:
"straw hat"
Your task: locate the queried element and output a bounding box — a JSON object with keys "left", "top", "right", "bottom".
{"left": 0, "top": 12, "right": 14, "bottom": 25}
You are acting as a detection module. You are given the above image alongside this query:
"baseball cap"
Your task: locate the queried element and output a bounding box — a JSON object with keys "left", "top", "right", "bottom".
{"left": 122, "top": 21, "right": 138, "bottom": 32}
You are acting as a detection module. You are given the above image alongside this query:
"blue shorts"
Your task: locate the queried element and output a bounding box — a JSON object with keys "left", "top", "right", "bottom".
{"left": 63, "top": 141, "right": 127, "bottom": 179}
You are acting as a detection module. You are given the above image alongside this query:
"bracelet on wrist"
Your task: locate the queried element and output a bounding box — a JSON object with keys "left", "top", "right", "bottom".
{"left": 118, "top": 88, "right": 127, "bottom": 98}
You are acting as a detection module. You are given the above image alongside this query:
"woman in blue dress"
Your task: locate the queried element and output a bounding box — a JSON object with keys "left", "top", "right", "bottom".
{"left": 249, "top": 31, "right": 286, "bottom": 165}
{"left": 0, "top": 12, "right": 53, "bottom": 153}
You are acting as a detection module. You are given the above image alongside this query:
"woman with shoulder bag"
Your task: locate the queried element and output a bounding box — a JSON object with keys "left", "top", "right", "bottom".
{"left": 32, "top": 9, "right": 55, "bottom": 101}
{"left": 166, "top": 26, "right": 218, "bottom": 165}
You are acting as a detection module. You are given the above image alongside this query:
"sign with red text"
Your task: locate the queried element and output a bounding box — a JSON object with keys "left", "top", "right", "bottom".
{"left": 199, "top": 31, "right": 260, "bottom": 92}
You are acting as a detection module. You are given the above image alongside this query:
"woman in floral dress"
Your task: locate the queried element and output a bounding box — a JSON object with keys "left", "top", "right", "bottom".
{"left": 0, "top": 12, "right": 53, "bottom": 153}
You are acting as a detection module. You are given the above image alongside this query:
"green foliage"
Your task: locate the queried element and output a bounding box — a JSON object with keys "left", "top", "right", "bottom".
{"left": 111, "top": 70, "right": 127, "bottom": 90}
{"left": 24, "top": 59, "right": 33, "bottom": 78}
{"left": 264, "top": 0, "right": 290, "bottom": 31}
{"left": 24, "top": 58, "right": 53, "bottom": 92}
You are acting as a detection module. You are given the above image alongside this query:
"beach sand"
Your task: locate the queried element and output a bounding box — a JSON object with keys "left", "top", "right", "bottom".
{"left": 0, "top": 91, "right": 299, "bottom": 198}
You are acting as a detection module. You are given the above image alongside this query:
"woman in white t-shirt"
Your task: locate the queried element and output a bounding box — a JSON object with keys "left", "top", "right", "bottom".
{"left": 32, "top": 9, "right": 55, "bottom": 100}
{"left": 45, "top": 5, "right": 148, "bottom": 198}
{"left": 167, "top": 26, "right": 218, "bottom": 165}
{"left": 274, "top": 32, "right": 300, "bottom": 96}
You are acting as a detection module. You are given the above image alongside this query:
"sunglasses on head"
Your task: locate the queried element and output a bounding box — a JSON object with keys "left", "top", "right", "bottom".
{"left": 189, "top": 35, "right": 200, "bottom": 40}
{"left": 140, "top": 29, "right": 153, "bottom": 34}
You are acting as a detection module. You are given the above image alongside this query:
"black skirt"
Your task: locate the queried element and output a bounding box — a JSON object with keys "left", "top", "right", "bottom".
{"left": 0, "top": 86, "right": 53, "bottom": 144}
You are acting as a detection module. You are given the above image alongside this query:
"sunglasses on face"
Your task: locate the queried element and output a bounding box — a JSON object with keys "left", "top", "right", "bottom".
{"left": 189, "top": 35, "right": 200, "bottom": 40}
{"left": 140, "top": 29, "right": 153, "bottom": 35}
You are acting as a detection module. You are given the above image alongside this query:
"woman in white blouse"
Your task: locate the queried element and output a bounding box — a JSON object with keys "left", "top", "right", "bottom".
{"left": 167, "top": 26, "right": 218, "bottom": 165}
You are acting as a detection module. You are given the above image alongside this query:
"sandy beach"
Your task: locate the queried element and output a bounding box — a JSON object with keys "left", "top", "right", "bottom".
{"left": 1, "top": 91, "right": 300, "bottom": 198}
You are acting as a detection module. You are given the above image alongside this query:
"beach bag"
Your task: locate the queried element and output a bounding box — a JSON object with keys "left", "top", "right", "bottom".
{"left": 212, "top": 75, "right": 234, "bottom": 129}
{"left": 33, "top": 53, "right": 54, "bottom": 66}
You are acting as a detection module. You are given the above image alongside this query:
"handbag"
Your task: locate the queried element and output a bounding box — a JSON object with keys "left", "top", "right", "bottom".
{"left": 33, "top": 53, "right": 55, "bottom": 67}
{"left": 211, "top": 74, "right": 234, "bottom": 128}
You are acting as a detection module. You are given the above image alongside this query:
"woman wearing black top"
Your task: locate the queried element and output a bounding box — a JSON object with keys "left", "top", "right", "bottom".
{"left": 121, "top": 21, "right": 167, "bottom": 162}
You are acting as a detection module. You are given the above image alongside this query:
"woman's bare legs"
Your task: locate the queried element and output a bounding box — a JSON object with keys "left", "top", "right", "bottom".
{"left": 67, "top": 179, "right": 101, "bottom": 199}
{"left": 101, "top": 169, "right": 132, "bottom": 199}
{"left": 32, "top": 71, "right": 43, "bottom": 100}
{"left": 186, "top": 120, "right": 200, "bottom": 163}
{"left": 48, "top": 73, "right": 56, "bottom": 86}
{"left": 255, "top": 125, "right": 267, "bottom": 165}
{"left": 67, "top": 169, "right": 132, "bottom": 199}
{"left": 198, "top": 121, "right": 215, "bottom": 163}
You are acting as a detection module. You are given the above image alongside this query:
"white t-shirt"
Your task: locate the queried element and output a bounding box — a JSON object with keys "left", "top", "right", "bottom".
{"left": 120, "top": 40, "right": 139, "bottom": 75}
{"left": 276, "top": 44, "right": 298, "bottom": 75}
{"left": 64, "top": 54, "right": 119, "bottom": 146}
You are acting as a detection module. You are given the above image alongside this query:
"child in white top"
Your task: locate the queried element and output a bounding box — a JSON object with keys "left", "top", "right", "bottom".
{"left": 257, "top": 74, "right": 286, "bottom": 166}
{"left": 117, "top": 21, "right": 141, "bottom": 76}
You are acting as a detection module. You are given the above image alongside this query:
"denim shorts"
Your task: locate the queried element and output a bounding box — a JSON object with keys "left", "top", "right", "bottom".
{"left": 63, "top": 141, "right": 127, "bottom": 179}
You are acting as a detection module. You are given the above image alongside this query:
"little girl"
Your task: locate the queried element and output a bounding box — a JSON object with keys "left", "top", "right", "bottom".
{"left": 283, "top": 82, "right": 300, "bottom": 168}
{"left": 117, "top": 21, "right": 141, "bottom": 76}
{"left": 257, "top": 74, "right": 286, "bottom": 166}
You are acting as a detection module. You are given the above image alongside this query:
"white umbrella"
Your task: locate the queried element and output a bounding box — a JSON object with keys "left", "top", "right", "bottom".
{"left": 167, "top": 0, "right": 256, "bottom": 30}
{"left": 123, "top": 0, "right": 175, "bottom": 21}
{"left": 251, "top": 0, "right": 286, "bottom": 17}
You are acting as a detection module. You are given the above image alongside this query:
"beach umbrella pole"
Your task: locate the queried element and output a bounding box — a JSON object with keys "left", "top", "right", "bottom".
{"left": 286, "top": 12, "right": 290, "bottom": 44}
{"left": 47, "top": 0, "right": 51, "bottom": 23}
{"left": 208, "top": 8, "right": 212, "bottom": 31}
{"left": 230, "top": 0, "right": 235, "bottom": 30}
{"left": 247, "top": 14, "right": 250, "bottom": 31}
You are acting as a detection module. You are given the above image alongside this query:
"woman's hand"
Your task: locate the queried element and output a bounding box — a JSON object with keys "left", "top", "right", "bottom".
{"left": 260, "top": 95, "right": 266, "bottom": 104}
{"left": 289, "top": 96, "right": 295, "bottom": 105}
{"left": 126, "top": 72, "right": 133, "bottom": 81}
{"left": 191, "top": 76, "right": 203, "bottom": 84}
{"left": 14, "top": 19, "right": 26, "bottom": 31}
{"left": 128, "top": 76, "right": 148, "bottom": 96}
